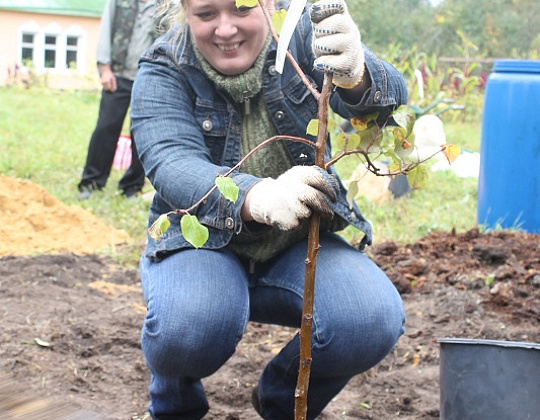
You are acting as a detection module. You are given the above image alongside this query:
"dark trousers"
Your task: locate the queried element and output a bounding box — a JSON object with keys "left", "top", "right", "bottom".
{"left": 79, "top": 77, "right": 145, "bottom": 192}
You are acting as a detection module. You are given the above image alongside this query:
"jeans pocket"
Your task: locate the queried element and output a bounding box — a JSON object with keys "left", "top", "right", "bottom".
{"left": 143, "top": 300, "right": 161, "bottom": 338}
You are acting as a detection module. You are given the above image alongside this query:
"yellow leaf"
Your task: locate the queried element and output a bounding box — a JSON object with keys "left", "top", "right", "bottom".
{"left": 236, "top": 0, "right": 258, "bottom": 7}
{"left": 350, "top": 112, "right": 379, "bottom": 131}
{"left": 442, "top": 144, "right": 461, "bottom": 164}
{"left": 350, "top": 116, "right": 368, "bottom": 131}
{"left": 306, "top": 119, "right": 319, "bottom": 136}
{"left": 271, "top": 9, "right": 287, "bottom": 35}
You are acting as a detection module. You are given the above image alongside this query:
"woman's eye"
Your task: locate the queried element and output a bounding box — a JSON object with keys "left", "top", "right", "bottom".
{"left": 195, "top": 11, "right": 215, "bottom": 20}
{"left": 235, "top": 6, "right": 254, "bottom": 15}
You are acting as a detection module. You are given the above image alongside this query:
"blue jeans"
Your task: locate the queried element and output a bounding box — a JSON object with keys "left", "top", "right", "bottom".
{"left": 139, "top": 233, "right": 405, "bottom": 419}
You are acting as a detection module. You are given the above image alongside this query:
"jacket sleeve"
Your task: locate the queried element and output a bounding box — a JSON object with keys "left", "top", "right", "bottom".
{"left": 96, "top": 0, "right": 115, "bottom": 67}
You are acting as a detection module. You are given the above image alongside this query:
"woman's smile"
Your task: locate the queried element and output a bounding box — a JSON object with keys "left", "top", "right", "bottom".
{"left": 185, "top": 0, "right": 269, "bottom": 75}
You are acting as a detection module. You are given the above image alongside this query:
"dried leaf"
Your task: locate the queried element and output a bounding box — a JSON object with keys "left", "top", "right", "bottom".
{"left": 148, "top": 214, "right": 171, "bottom": 240}
{"left": 34, "top": 337, "right": 50, "bottom": 348}
{"left": 442, "top": 144, "right": 461, "bottom": 164}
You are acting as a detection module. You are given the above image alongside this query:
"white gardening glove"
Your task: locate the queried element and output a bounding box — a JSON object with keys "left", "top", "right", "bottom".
{"left": 248, "top": 166, "right": 339, "bottom": 231}
{"left": 310, "top": 0, "right": 365, "bottom": 89}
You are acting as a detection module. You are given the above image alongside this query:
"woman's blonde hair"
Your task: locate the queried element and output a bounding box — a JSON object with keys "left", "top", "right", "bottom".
{"left": 155, "top": 0, "right": 276, "bottom": 34}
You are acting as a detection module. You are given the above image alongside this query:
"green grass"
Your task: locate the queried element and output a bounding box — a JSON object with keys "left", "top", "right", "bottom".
{"left": 0, "top": 86, "right": 150, "bottom": 265}
{"left": 0, "top": 86, "right": 482, "bottom": 264}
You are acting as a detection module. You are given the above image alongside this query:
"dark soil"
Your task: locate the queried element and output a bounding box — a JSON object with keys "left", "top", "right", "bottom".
{"left": 1, "top": 229, "right": 539, "bottom": 419}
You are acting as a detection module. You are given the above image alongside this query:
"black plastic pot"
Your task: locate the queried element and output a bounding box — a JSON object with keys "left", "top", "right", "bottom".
{"left": 438, "top": 338, "right": 540, "bottom": 420}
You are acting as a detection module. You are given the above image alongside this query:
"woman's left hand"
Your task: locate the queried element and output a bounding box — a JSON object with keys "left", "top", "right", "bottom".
{"left": 310, "top": 0, "right": 365, "bottom": 89}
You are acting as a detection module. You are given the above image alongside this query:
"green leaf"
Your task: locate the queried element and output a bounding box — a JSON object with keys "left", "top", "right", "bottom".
{"left": 181, "top": 215, "right": 209, "bottom": 249}
{"left": 346, "top": 179, "right": 359, "bottom": 208}
{"left": 334, "top": 132, "right": 347, "bottom": 151}
{"left": 406, "top": 165, "right": 429, "bottom": 189}
{"left": 347, "top": 133, "right": 360, "bottom": 151}
{"left": 358, "top": 125, "right": 381, "bottom": 154}
{"left": 271, "top": 9, "right": 287, "bottom": 35}
{"left": 388, "top": 161, "right": 402, "bottom": 174}
{"left": 359, "top": 402, "right": 372, "bottom": 410}
{"left": 392, "top": 105, "right": 416, "bottom": 137}
{"left": 327, "top": 117, "right": 338, "bottom": 133}
{"left": 380, "top": 126, "right": 396, "bottom": 153}
{"left": 306, "top": 119, "right": 319, "bottom": 136}
{"left": 215, "top": 176, "right": 239, "bottom": 203}
{"left": 148, "top": 214, "right": 171, "bottom": 240}
{"left": 236, "top": 0, "right": 258, "bottom": 7}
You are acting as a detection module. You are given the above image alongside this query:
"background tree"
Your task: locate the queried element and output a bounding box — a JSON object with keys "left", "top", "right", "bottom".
{"left": 346, "top": 0, "right": 539, "bottom": 59}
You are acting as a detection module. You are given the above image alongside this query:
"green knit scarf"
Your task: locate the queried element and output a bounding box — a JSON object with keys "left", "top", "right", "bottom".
{"left": 192, "top": 36, "right": 293, "bottom": 179}
{"left": 192, "top": 36, "right": 318, "bottom": 261}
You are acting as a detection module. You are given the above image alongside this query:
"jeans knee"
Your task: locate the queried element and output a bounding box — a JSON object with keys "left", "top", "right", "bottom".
{"left": 313, "top": 302, "right": 405, "bottom": 376}
{"left": 142, "top": 318, "right": 242, "bottom": 378}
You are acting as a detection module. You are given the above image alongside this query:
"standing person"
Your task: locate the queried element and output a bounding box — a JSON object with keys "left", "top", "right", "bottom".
{"left": 78, "top": 0, "right": 159, "bottom": 200}
{"left": 131, "top": 0, "right": 408, "bottom": 418}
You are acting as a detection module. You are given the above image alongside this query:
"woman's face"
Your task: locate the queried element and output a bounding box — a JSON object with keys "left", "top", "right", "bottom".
{"left": 185, "top": 0, "right": 270, "bottom": 75}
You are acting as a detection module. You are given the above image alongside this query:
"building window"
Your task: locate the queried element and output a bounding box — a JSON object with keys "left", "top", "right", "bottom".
{"left": 66, "top": 36, "right": 79, "bottom": 69}
{"left": 21, "top": 33, "right": 35, "bottom": 64}
{"left": 44, "top": 35, "right": 57, "bottom": 68}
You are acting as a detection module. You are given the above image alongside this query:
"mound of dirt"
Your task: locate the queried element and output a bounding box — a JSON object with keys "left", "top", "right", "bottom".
{"left": 0, "top": 175, "right": 130, "bottom": 256}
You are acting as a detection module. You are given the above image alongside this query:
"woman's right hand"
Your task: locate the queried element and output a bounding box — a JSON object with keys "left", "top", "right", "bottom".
{"left": 310, "top": 0, "right": 365, "bottom": 89}
{"left": 243, "top": 166, "right": 339, "bottom": 230}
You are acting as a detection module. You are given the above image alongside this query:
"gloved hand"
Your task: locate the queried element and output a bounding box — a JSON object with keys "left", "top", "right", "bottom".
{"left": 310, "top": 0, "right": 365, "bottom": 89}
{"left": 247, "top": 166, "right": 339, "bottom": 230}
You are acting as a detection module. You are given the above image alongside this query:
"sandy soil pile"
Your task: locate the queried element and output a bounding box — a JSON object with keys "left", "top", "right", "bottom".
{"left": 0, "top": 174, "right": 130, "bottom": 256}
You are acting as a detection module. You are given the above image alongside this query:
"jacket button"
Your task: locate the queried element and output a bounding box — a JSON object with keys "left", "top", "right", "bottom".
{"left": 268, "top": 65, "right": 277, "bottom": 76}
{"left": 225, "top": 217, "right": 235, "bottom": 229}
{"left": 202, "top": 119, "right": 213, "bottom": 131}
{"left": 373, "top": 90, "right": 381, "bottom": 103}
{"left": 274, "top": 111, "right": 285, "bottom": 120}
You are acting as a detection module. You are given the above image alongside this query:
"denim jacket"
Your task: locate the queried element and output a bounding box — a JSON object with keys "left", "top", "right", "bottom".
{"left": 131, "top": 5, "right": 408, "bottom": 260}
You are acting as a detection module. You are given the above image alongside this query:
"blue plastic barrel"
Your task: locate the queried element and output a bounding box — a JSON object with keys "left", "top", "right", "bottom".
{"left": 477, "top": 60, "right": 540, "bottom": 233}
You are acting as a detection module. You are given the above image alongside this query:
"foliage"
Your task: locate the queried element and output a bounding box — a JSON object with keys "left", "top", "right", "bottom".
{"left": 347, "top": 0, "right": 539, "bottom": 59}
{"left": 379, "top": 40, "right": 486, "bottom": 123}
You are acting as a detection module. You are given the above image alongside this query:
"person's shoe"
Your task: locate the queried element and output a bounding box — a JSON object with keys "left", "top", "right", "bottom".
{"left": 121, "top": 186, "right": 142, "bottom": 198}
{"left": 78, "top": 185, "right": 94, "bottom": 200}
{"left": 251, "top": 386, "right": 263, "bottom": 418}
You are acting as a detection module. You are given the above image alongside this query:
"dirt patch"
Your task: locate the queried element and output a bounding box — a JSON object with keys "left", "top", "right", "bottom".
{"left": 0, "top": 177, "right": 539, "bottom": 419}
{"left": 0, "top": 175, "right": 130, "bottom": 256}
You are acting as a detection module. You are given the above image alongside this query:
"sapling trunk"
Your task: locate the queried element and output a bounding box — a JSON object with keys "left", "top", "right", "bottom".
{"left": 294, "top": 73, "right": 333, "bottom": 420}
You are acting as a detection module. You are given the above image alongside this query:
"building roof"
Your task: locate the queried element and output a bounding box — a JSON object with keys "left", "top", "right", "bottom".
{"left": 0, "top": 0, "right": 107, "bottom": 18}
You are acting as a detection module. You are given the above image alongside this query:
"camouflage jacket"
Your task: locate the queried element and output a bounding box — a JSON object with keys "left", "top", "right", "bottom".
{"left": 97, "top": 0, "right": 160, "bottom": 79}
